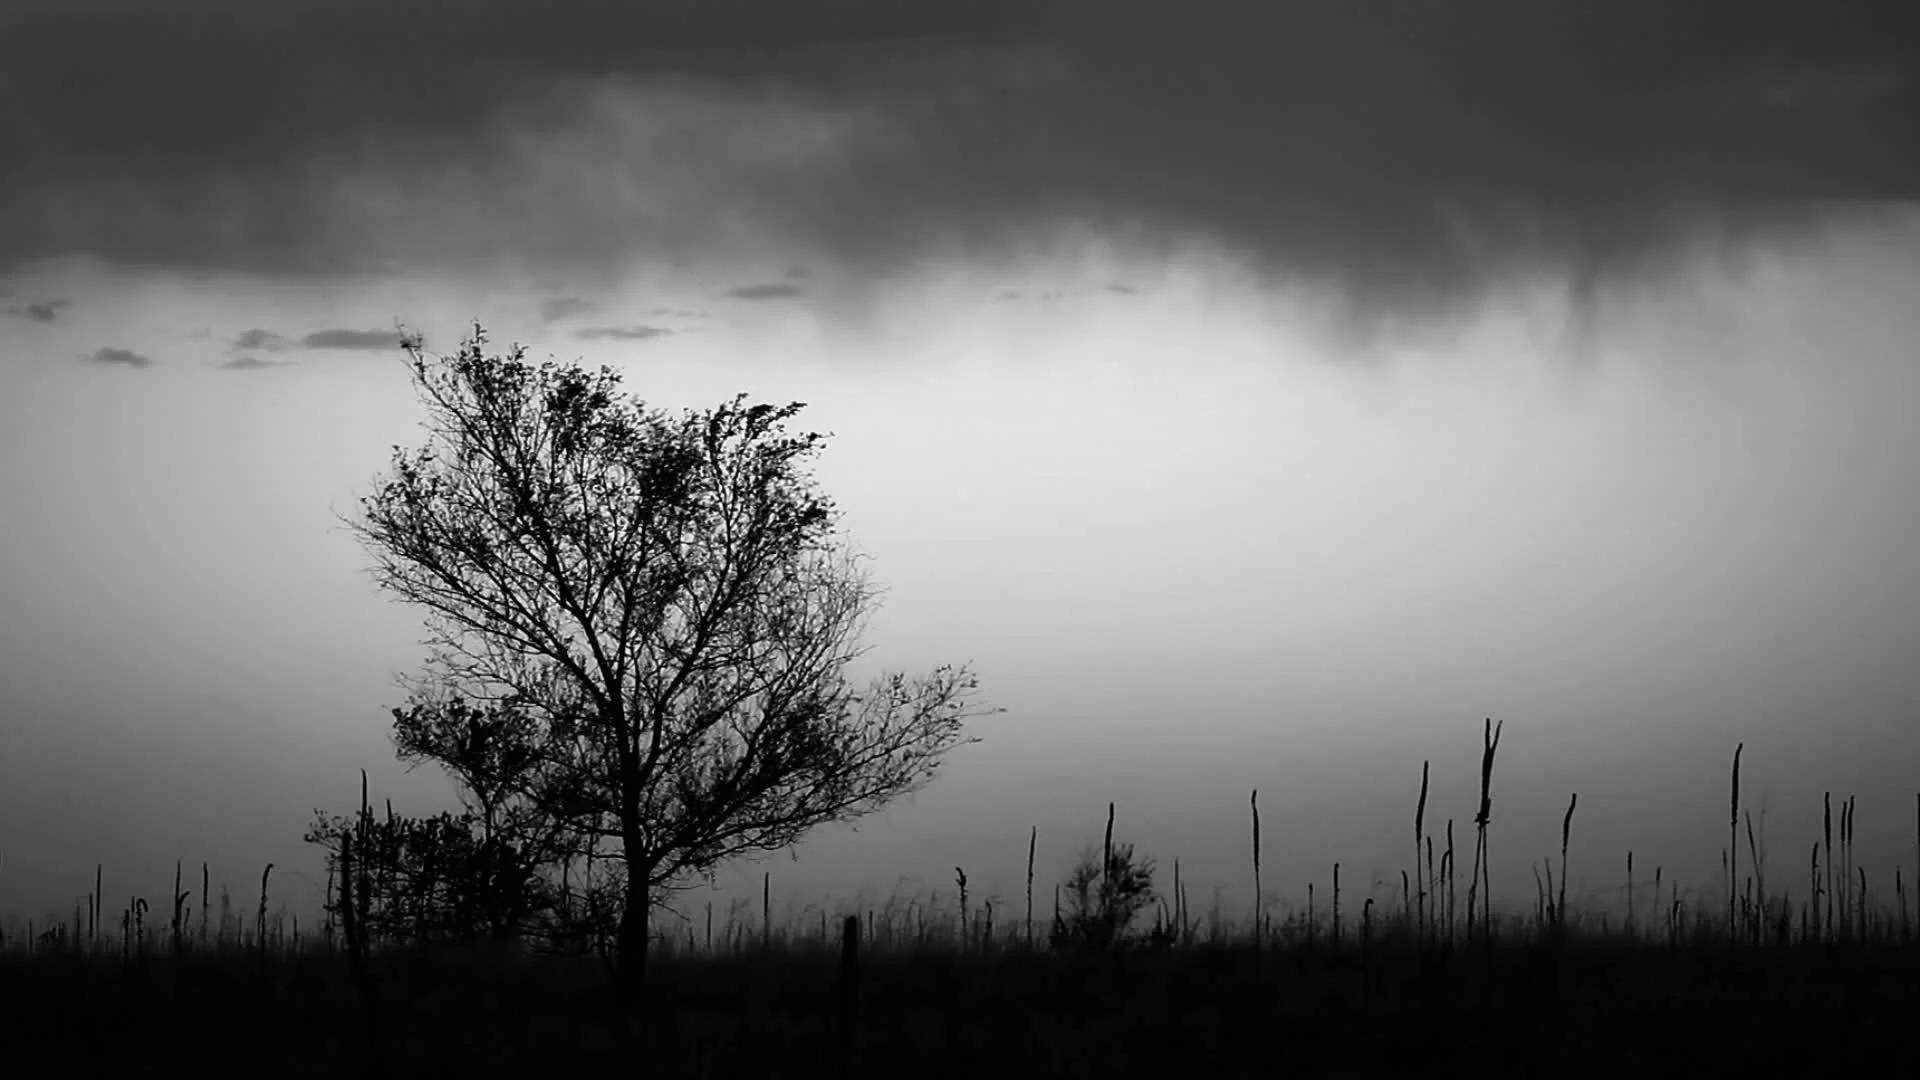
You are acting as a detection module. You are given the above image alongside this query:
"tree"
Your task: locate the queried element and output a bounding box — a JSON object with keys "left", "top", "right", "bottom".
{"left": 1052, "top": 840, "right": 1158, "bottom": 951}
{"left": 348, "top": 325, "right": 994, "bottom": 998}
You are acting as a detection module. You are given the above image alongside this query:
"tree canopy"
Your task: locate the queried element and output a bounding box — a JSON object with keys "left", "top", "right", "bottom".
{"left": 343, "top": 325, "right": 993, "bottom": 990}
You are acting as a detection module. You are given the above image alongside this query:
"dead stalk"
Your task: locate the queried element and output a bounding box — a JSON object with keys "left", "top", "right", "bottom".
{"left": 1415, "top": 761, "right": 1430, "bottom": 948}
{"left": 1026, "top": 825, "right": 1037, "bottom": 950}
{"left": 1559, "top": 793, "right": 1576, "bottom": 932}
{"left": 1728, "top": 743, "right": 1742, "bottom": 940}
{"left": 1467, "top": 718, "right": 1503, "bottom": 946}
{"left": 1251, "top": 789, "right": 1262, "bottom": 947}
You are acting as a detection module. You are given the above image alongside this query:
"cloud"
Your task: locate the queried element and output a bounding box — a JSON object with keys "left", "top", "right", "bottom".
{"left": 218, "top": 355, "right": 293, "bottom": 371}
{"left": 9, "top": 298, "right": 74, "bottom": 322}
{"left": 539, "top": 297, "right": 596, "bottom": 322}
{"left": 232, "top": 328, "right": 292, "bottom": 351}
{"left": 2, "top": 1, "right": 1915, "bottom": 329}
{"left": 5, "top": 298, "right": 73, "bottom": 321}
{"left": 85, "top": 347, "right": 153, "bottom": 369}
{"left": 575, "top": 326, "right": 673, "bottom": 341}
{"left": 232, "top": 326, "right": 399, "bottom": 351}
{"left": 301, "top": 328, "right": 401, "bottom": 351}
{"left": 726, "top": 283, "right": 804, "bottom": 301}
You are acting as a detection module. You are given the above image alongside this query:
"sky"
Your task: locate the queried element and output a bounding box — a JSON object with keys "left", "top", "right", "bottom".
{"left": 3, "top": 0, "right": 1919, "bottom": 936}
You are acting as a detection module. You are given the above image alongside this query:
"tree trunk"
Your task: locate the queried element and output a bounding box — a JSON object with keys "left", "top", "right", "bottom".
{"left": 617, "top": 867, "right": 650, "bottom": 1007}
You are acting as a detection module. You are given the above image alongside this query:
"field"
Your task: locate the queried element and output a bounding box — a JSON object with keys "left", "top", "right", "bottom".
{"left": 6, "top": 909, "right": 1917, "bottom": 1076}
{"left": 5, "top": 740, "right": 1917, "bottom": 1077}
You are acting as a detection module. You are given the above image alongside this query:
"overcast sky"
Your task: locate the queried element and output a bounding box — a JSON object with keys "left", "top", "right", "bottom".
{"left": 3, "top": 1, "right": 1918, "bottom": 934}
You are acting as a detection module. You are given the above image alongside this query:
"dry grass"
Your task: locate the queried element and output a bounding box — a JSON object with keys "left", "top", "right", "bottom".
{"left": 4, "top": 729, "right": 1918, "bottom": 1074}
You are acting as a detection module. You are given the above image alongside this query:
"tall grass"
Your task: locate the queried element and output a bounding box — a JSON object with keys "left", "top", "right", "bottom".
{"left": 7, "top": 729, "right": 1920, "bottom": 965}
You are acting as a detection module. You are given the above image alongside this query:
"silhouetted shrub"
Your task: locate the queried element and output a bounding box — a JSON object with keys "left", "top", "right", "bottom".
{"left": 1051, "top": 840, "right": 1157, "bottom": 950}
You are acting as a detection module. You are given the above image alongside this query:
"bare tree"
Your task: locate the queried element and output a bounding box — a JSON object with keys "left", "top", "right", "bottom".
{"left": 348, "top": 325, "right": 994, "bottom": 999}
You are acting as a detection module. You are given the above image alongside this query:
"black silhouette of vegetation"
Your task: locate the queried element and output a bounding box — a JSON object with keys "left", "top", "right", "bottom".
{"left": 334, "top": 325, "right": 995, "bottom": 1001}
{"left": 1049, "top": 804, "right": 1160, "bottom": 952}
{"left": 1049, "top": 840, "right": 1157, "bottom": 951}
{"left": 4, "top": 731, "right": 1919, "bottom": 1075}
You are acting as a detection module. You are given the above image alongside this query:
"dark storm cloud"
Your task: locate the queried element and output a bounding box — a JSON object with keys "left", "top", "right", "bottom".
{"left": 3, "top": 0, "right": 1916, "bottom": 323}
{"left": 85, "top": 347, "right": 153, "bottom": 370}
{"left": 575, "top": 326, "right": 674, "bottom": 341}
{"left": 301, "top": 329, "right": 402, "bottom": 351}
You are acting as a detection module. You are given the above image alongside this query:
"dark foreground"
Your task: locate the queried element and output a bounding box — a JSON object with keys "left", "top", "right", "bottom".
{"left": 6, "top": 940, "right": 1916, "bottom": 1077}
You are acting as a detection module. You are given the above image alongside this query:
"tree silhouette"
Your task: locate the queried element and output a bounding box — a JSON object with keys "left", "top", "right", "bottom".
{"left": 1052, "top": 840, "right": 1157, "bottom": 951}
{"left": 347, "top": 325, "right": 994, "bottom": 1000}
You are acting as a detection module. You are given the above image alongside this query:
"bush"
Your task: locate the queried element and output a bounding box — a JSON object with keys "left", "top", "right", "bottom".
{"left": 1051, "top": 840, "right": 1157, "bottom": 950}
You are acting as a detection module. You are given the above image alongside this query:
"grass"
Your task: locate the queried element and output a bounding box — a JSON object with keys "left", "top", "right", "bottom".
{"left": 6, "top": 915, "right": 1914, "bottom": 1076}
{"left": 4, "top": 729, "right": 1918, "bottom": 1077}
